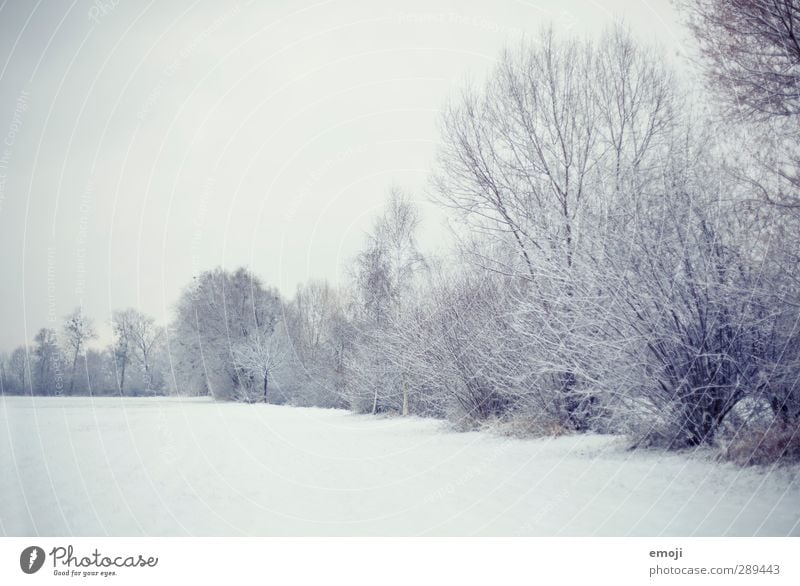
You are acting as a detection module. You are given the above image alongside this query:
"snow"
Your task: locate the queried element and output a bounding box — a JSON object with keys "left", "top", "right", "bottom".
{"left": 1, "top": 396, "right": 798, "bottom": 536}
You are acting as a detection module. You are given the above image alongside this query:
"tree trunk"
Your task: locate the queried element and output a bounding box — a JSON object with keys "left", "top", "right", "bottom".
{"left": 402, "top": 386, "right": 409, "bottom": 416}
{"left": 263, "top": 372, "right": 269, "bottom": 404}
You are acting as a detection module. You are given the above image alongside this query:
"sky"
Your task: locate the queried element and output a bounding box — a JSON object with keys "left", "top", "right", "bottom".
{"left": 0, "top": 0, "right": 691, "bottom": 351}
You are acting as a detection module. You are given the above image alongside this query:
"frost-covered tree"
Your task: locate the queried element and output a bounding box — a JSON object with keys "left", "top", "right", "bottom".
{"left": 232, "top": 322, "right": 288, "bottom": 403}
{"left": 111, "top": 309, "right": 136, "bottom": 394}
{"left": 677, "top": 0, "right": 800, "bottom": 441}
{"left": 7, "top": 346, "right": 32, "bottom": 394}
{"left": 128, "top": 311, "right": 164, "bottom": 393}
{"left": 433, "top": 25, "right": 676, "bottom": 430}
{"left": 681, "top": 0, "right": 800, "bottom": 122}
{"left": 595, "top": 129, "right": 785, "bottom": 446}
{"left": 171, "top": 267, "right": 282, "bottom": 400}
{"left": 346, "top": 189, "right": 426, "bottom": 414}
{"left": 32, "top": 328, "right": 65, "bottom": 395}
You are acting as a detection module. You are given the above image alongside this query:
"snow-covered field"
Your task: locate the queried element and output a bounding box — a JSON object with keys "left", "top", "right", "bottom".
{"left": 1, "top": 396, "right": 797, "bottom": 536}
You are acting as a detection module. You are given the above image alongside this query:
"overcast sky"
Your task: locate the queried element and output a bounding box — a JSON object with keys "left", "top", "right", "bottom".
{"left": 0, "top": 0, "right": 691, "bottom": 351}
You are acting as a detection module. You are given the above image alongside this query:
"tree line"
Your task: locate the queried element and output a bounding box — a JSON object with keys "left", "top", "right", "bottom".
{"left": 3, "top": 5, "right": 799, "bottom": 465}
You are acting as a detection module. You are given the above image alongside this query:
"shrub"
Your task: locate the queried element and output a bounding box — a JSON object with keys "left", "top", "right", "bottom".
{"left": 722, "top": 422, "right": 800, "bottom": 466}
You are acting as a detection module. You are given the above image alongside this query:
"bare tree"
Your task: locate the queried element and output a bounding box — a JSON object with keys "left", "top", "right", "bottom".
{"left": 347, "top": 189, "right": 426, "bottom": 414}
{"left": 284, "top": 280, "right": 349, "bottom": 407}
{"left": 171, "top": 267, "right": 283, "bottom": 400}
{"left": 8, "top": 346, "right": 32, "bottom": 393}
{"left": 433, "top": 25, "right": 676, "bottom": 430}
{"left": 63, "top": 308, "right": 96, "bottom": 395}
{"left": 232, "top": 323, "right": 288, "bottom": 403}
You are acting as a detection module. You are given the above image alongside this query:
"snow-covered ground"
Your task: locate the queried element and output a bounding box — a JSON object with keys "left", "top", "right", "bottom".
{"left": 1, "top": 396, "right": 797, "bottom": 536}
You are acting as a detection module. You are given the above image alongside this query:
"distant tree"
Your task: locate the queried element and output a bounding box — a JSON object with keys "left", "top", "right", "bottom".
{"left": 8, "top": 346, "right": 32, "bottom": 393}
{"left": 128, "top": 312, "right": 164, "bottom": 393}
{"left": 680, "top": 0, "right": 800, "bottom": 210}
{"left": 232, "top": 322, "right": 288, "bottom": 403}
{"left": 680, "top": 0, "right": 800, "bottom": 121}
{"left": 83, "top": 348, "right": 116, "bottom": 395}
{"left": 62, "top": 308, "right": 96, "bottom": 395}
{"left": 32, "top": 328, "right": 63, "bottom": 395}
{"left": 171, "top": 267, "right": 283, "bottom": 400}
